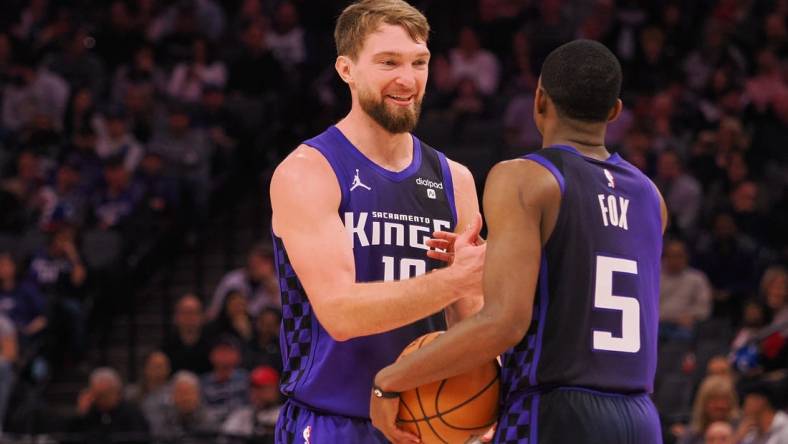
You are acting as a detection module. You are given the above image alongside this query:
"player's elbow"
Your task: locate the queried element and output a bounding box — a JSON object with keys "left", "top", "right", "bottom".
{"left": 495, "top": 309, "right": 533, "bottom": 350}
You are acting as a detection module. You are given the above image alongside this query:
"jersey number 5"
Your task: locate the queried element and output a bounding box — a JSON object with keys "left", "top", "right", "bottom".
{"left": 592, "top": 255, "right": 640, "bottom": 353}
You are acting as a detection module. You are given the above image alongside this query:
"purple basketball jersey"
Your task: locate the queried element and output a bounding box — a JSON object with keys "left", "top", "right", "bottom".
{"left": 273, "top": 126, "right": 456, "bottom": 418}
{"left": 499, "top": 145, "right": 663, "bottom": 407}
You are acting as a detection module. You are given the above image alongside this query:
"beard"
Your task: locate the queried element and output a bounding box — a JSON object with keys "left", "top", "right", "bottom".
{"left": 359, "top": 88, "right": 422, "bottom": 134}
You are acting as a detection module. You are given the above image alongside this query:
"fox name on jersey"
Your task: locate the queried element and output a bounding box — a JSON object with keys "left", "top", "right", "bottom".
{"left": 597, "top": 194, "right": 630, "bottom": 230}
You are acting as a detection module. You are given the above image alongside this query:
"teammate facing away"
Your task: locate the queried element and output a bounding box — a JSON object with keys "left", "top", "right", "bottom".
{"left": 269, "top": 1, "right": 486, "bottom": 443}
{"left": 370, "top": 40, "right": 669, "bottom": 444}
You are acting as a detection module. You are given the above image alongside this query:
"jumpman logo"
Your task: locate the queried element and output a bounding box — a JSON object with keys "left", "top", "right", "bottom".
{"left": 350, "top": 169, "right": 372, "bottom": 191}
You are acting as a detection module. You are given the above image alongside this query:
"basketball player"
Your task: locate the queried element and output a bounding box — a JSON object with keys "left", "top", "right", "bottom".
{"left": 269, "top": 1, "right": 485, "bottom": 442}
{"left": 371, "top": 40, "right": 668, "bottom": 444}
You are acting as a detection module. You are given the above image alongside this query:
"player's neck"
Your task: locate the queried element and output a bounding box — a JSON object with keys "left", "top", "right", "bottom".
{"left": 542, "top": 120, "right": 610, "bottom": 161}
{"left": 336, "top": 110, "right": 414, "bottom": 172}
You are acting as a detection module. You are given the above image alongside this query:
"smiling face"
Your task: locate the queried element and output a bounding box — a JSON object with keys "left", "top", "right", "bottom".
{"left": 341, "top": 24, "right": 429, "bottom": 134}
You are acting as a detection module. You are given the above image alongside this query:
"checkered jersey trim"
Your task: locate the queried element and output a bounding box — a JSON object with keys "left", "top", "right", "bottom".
{"left": 274, "top": 237, "right": 314, "bottom": 396}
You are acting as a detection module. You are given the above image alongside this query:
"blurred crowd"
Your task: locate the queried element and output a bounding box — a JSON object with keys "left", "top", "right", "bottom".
{"left": 0, "top": 0, "right": 785, "bottom": 442}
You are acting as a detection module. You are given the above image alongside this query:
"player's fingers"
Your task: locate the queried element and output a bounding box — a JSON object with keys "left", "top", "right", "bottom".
{"left": 426, "top": 250, "right": 453, "bottom": 262}
{"left": 390, "top": 427, "right": 420, "bottom": 443}
{"left": 430, "top": 231, "right": 457, "bottom": 241}
{"left": 425, "top": 238, "right": 451, "bottom": 249}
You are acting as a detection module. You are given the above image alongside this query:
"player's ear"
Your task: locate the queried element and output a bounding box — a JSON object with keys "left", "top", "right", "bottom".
{"left": 607, "top": 98, "right": 623, "bottom": 123}
{"left": 335, "top": 55, "right": 354, "bottom": 85}
{"left": 534, "top": 86, "right": 548, "bottom": 117}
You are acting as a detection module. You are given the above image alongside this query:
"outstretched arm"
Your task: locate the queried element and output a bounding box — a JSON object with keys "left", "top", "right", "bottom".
{"left": 370, "top": 159, "right": 561, "bottom": 442}
{"left": 271, "top": 145, "right": 484, "bottom": 342}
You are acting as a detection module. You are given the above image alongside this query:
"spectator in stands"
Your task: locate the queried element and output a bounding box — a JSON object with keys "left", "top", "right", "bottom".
{"left": 448, "top": 26, "right": 500, "bottom": 96}
{"left": 195, "top": 85, "right": 239, "bottom": 169}
{"left": 245, "top": 307, "right": 282, "bottom": 372}
{"left": 659, "top": 239, "right": 713, "bottom": 340}
{"left": 677, "top": 375, "right": 740, "bottom": 444}
{"left": 64, "top": 127, "right": 104, "bottom": 192}
{"left": 122, "top": 82, "right": 160, "bottom": 144}
{"left": 732, "top": 300, "right": 768, "bottom": 352}
{"left": 683, "top": 21, "right": 747, "bottom": 92}
{"left": 208, "top": 243, "right": 279, "bottom": 320}
{"left": 450, "top": 77, "right": 487, "bottom": 120}
{"left": 704, "top": 421, "right": 734, "bottom": 444}
{"left": 695, "top": 212, "right": 759, "bottom": 315}
{"left": 222, "top": 365, "right": 281, "bottom": 438}
{"left": 162, "top": 294, "right": 211, "bottom": 374}
{"left": 92, "top": 158, "right": 143, "bottom": 231}
{"left": 148, "top": 102, "right": 213, "bottom": 218}
{"left": 201, "top": 335, "right": 249, "bottom": 422}
{"left": 227, "top": 21, "right": 284, "bottom": 97}
{"left": 62, "top": 87, "right": 98, "bottom": 139}
{"left": 93, "top": 1, "right": 146, "bottom": 74}
{"left": 166, "top": 37, "right": 227, "bottom": 103}
{"left": 727, "top": 181, "right": 767, "bottom": 244}
{"left": 95, "top": 106, "right": 144, "bottom": 173}
{"left": 0, "top": 252, "right": 47, "bottom": 343}
{"left": 266, "top": 1, "right": 306, "bottom": 71}
{"left": 133, "top": 149, "right": 180, "bottom": 228}
{"left": 2, "top": 150, "right": 44, "bottom": 216}
{"left": 43, "top": 28, "right": 106, "bottom": 96}
{"left": 2, "top": 49, "right": 69, "bottom": 133}
{"left": 762, "top": 266, "right": 788, "bottom": 326}
{"left": 127, "top": 350, "right": 171, "bottom": 422}
{"left": 0, "top": 314, "right": 17, "bottom": 433}
{"left": 69, "top": 367, "right": 150, "bottom": 444}
{"left": 36, "top": 160, "right": 86, "bottom": 231}
{"left": 208, "top": 290, "right": 254, "bottom": 343}
{"left": 705, "top": 356, "right": 733, "bottom": 379}
{"left": 28, "top": 225, "right": 86, "bottom": 297}
{"left": 151, "top": 370, "right": 219, "bottom": 443}
{"left": 738, "top": 383, "right": 788, "bottom": 444}
{"left": 112, "top": 45, "right": 166, "bottom": 105}
{"left": 27, "top": 225, "right": 86, "bottom": 359}
{"left": 656, "top": 150, "right": 703, "bottom": 237}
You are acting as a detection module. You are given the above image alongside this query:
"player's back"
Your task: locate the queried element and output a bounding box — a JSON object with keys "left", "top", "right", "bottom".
{"left": 500, "top": 144, "right": 663, "bottom": 402}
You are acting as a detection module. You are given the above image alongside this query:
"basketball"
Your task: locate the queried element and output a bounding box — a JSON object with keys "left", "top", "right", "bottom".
{"left": 396, "top": 331, "right": 499, "bottom": 444}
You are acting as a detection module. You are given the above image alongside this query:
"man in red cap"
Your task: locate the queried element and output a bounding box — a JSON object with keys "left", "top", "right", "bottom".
{"left": 222, "top": 365, "right": 282, "bottom": 440}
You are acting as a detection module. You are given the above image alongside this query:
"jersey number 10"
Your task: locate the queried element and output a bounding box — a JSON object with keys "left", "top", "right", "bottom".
{"left": 382, "top": 256, "right": 427, "bottom": 281}
{"left": 592, "top": 255, "right": 640, "bottom": 353}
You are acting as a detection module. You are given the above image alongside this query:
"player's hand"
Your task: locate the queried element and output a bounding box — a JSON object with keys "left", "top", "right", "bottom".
{"left": 448, "top": 213, "right": 486, "bottom": 299}
{"left": 426, "top": 220, "right": 485, "bottom": 264}
{"left": 370, "top": 392, "right": 420, "bottom": 444}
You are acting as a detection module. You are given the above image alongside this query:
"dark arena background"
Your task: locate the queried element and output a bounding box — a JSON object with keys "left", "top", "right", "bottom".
{"left": 0, "top": 0, "right": 785, "bottom": 443}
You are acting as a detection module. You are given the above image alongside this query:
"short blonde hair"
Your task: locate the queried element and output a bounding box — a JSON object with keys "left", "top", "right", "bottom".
{"left": 334, "top": 0, "right": 429, "bottom": 60}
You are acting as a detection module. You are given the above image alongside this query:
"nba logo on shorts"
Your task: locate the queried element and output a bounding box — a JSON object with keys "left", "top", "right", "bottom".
{"left": 427, "top": 188, "right": 436, "bottom": 199}
{"left": 302, "top": 425, "right": 311, "bottom": 444}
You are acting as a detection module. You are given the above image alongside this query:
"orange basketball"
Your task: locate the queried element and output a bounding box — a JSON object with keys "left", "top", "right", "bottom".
{"left": 396, "top": 331, "right": 499, "bottom": 444}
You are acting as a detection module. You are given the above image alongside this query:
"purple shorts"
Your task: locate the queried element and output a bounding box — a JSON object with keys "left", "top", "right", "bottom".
{"left": 275, "top": 399, "right": 388, "bottom": 444}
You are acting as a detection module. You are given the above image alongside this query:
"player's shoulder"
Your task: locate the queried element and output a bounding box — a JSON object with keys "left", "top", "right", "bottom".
{"left": 270, "top": 144, "right": 339, "bottom": 203}
{"left": 486, "top": 158, "right": 560, "bottom": 199}
{"left": 445, "top": 158, "right": 474, "bottom": 186}
{"left": 272, "top": 144, "right": 333, "bottom": 187}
